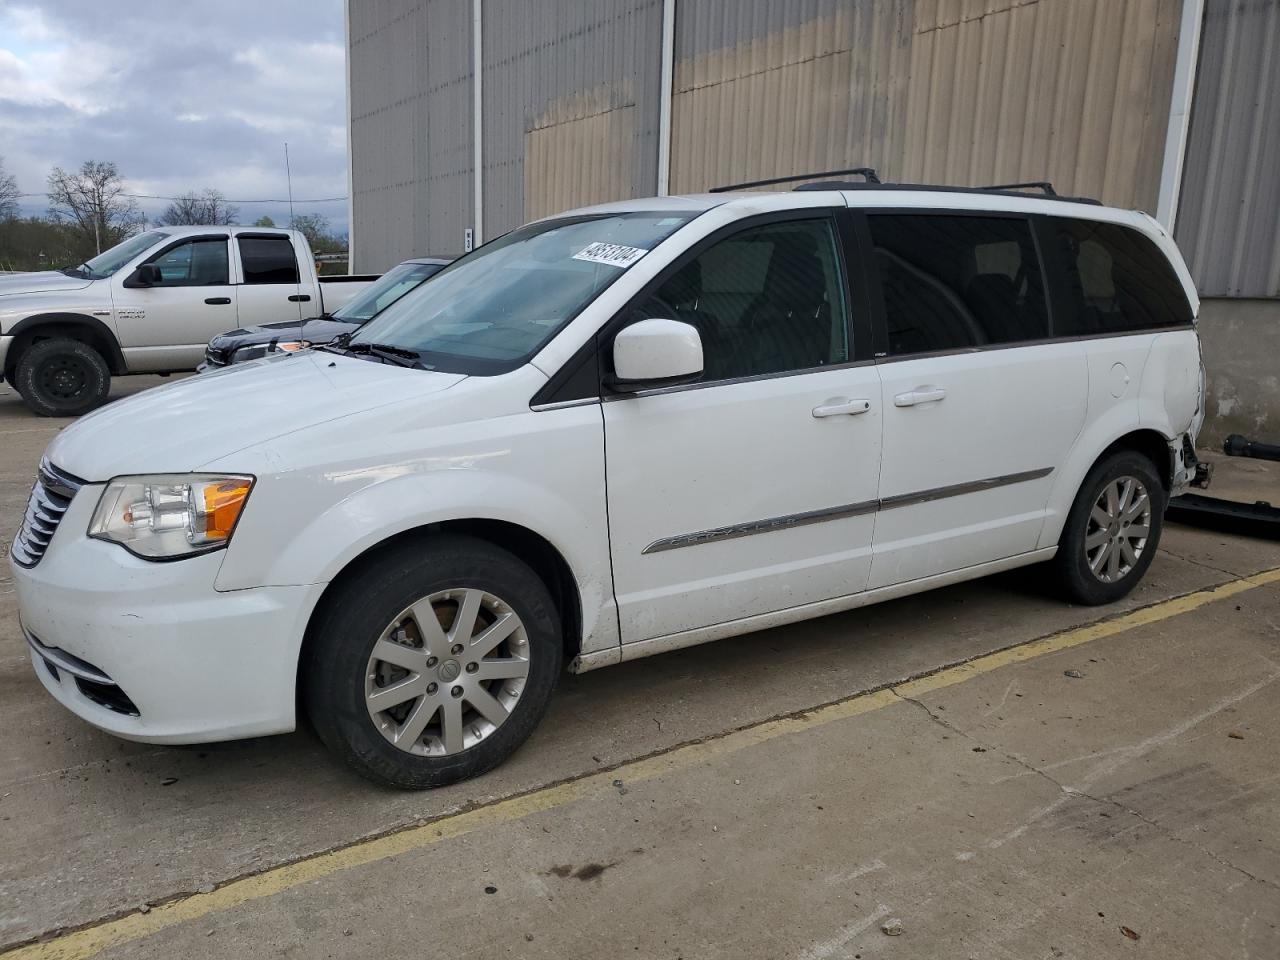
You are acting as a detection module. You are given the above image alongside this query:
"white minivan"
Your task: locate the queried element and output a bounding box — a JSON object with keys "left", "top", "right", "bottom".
{"left": 11, "top": 178, "right": 1205, "bottom": 788}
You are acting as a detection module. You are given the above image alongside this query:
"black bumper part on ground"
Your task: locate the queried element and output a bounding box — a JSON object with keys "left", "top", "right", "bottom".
{"left": 1167, "top": 433, "right": 1280, "bottom": 539}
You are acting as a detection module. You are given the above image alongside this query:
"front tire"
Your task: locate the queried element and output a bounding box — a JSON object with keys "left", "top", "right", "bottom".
{"left": 14, "top": 338, "right": 111, "bottom": 417}
{"left": 1054, "top": 450, "right": 1165, "bottom": 605}
{"left": 303, "top": 535, "right": 563, "bottom": 789}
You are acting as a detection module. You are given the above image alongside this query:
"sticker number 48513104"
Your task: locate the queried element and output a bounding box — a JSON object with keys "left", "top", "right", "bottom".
{"left": 572, "top": 242, "right": 648, "bottom": 268}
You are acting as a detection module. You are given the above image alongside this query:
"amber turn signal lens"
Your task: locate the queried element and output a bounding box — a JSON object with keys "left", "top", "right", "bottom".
{"left": 201, "top": 479, "right": 252, "bottom": 541}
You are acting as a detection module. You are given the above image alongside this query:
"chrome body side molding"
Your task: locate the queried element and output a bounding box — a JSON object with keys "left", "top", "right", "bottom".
{"left": 642, "top": 467, "right": 1054, "bottom": 555}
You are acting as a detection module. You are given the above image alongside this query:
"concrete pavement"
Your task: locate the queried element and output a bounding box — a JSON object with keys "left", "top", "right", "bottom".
{"left": 1, "top": 375, "right": 1278, "bottom": 959}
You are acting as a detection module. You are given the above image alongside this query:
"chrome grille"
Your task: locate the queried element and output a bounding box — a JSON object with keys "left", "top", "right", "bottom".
{"left": 11, "top": 460, "right": 84, "bottom": 568}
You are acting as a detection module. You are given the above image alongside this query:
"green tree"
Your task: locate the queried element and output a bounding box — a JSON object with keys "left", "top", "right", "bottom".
{"left": 253, "top": 215, "right": 276, "bottom": 227}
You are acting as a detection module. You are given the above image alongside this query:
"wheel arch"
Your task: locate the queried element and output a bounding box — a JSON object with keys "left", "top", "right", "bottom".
{"left": 1040, "top": 415, "right": 1176, "bottom": 550}
{"left": 4, "top": 312, "right": 126, "bottom": 380}
{"left": 295, "top": 520, "right": 584, "bottom": 704}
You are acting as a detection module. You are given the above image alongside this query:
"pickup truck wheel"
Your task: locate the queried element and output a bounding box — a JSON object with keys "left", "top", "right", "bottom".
{"left": 14, "top": 338, "right": 111, "bottom": 417}
{"left": 304, "top": 535, "right": 562, "bottom": 789}
{"left": 1055, "top": 450, "right": 1165, "bottom": 606}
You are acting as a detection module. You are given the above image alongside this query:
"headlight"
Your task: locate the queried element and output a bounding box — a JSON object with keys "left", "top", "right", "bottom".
{"left": 89, "top": 475, "right": 254, "bottom": 559}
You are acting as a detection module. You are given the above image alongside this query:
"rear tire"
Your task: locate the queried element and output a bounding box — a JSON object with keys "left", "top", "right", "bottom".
{"left": 14, "top": 338, "right": 111, "bottom": 417}
{"left": 303, "top": 535, "right": 563, "bottom": 789}
{"left": 1054, "top": 450, "right": 1165, "bottom": 605}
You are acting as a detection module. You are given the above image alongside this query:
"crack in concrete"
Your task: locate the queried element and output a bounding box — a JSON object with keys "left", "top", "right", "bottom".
{"left": 891, "top": 690, "right": 1280, "bottom": 895}
{"left": 1160, "top": 548, "right": 1246, "bottom": 580}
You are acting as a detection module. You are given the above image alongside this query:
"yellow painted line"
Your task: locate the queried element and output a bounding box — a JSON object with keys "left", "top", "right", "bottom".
{"left": 7, "top": 566, "right": 1280, "bottom": 960}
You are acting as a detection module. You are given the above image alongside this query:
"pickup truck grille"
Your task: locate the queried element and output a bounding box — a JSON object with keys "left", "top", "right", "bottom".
{"left": 12, "top": 461, "right": 84, "bottom": 568}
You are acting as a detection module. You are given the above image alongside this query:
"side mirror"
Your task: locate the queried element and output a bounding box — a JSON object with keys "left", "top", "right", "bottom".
{"left": 608, "top": 318, "right": 703, "bottom": 392}
{"left": 123, "top": 264, "right": 163, "bottom": 288}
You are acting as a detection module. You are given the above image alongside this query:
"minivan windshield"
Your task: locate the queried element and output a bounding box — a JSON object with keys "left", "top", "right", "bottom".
{"left": 69, "top": 231, "right": 169, "bottom": 279}
{"left": 348, "top": 212, "right": 695, "bottom": 373}
{"left": 333, "top": 260, "right": 447, "bottom": 323}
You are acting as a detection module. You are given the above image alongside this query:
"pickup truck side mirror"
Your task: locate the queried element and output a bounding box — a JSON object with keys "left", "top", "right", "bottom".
{"left": 607, "top": 318, "right": 704, "bottom": 393}
{"left": 123, "top": 264, "right": 163, "bottom": 288}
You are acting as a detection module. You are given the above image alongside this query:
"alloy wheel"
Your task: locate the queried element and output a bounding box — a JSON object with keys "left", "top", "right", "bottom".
{"left": 364, "top": 588, "right": 530, "bottom": 756}
{"left": 1084, "top": 476, "right": 1152, "bottom": 583}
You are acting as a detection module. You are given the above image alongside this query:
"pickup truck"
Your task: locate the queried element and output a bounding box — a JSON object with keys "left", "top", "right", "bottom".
{"left": 200, "top": 257, "right": 452, "bottom": 370}
{"left": 0, "top": 226, "right": 375, "bottom": 416}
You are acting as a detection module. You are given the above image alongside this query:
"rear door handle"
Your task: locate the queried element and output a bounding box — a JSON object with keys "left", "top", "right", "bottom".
{"left": 204, "top": 297, "right": 231, "bottom": 305}
{"left": 894, "top": 386, "right": 947, "bottom": 407}
{"left": 288, "top": 294, "right": 312, "bottom": 302}
{"left": 812, "top": 397, "right": 872, "bottom": 418}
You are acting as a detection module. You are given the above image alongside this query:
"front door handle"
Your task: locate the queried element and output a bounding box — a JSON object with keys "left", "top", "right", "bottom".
{"left": 288, "top": 294, "right": 312, "bottom": 302}
{"left": 812, "top": 397, "right": 872, "bottom": 418}
{"left": 894, "top": 386, "right": 947, "bottom": 407}
{"left": 204, "top": 297, "right": 231, "bottom": 305}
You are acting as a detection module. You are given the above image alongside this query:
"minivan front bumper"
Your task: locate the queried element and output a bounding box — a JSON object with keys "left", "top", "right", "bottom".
{"left": 12, "top": 486, "right": 319, "bottom": 744}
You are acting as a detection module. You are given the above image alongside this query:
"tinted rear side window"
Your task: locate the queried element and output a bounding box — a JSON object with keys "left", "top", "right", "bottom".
{"left": 1049, "top": 219, "right": 1192, "bottom": 335}
{"left": 238, "top": 236, "right": 299, "bottom": 284}
{"left": 868, "top": 214, "right": 1049, "bottom": 355}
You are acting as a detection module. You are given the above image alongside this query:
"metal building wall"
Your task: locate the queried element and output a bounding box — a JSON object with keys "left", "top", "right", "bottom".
{"left": 482, "top": 0, "right": 663, "bottom": 232}
{"left": 349, "top": 0, "right": 474, "bottom": 272}
{"left": 1175, "top": 0, "right": 1280, "bottom": 299}
{"left": 349, "top": 0, "right": 1184, "bottom": 268}
{"left": 669, "top": 0, "right": 1181, "bottom": 209}
{"left": 669, "top": 0, "right": 914, "bottom": 194}
{"left": 902, "top": 0, "right": 1181, "bottom": 211}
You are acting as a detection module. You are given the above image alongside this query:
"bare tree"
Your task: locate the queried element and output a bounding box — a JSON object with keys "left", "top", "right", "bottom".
{"left": 159, "top": 189, "right": 239, "bottom": 226}
{"left": 46, "top": 160, "right": 143, "bottom": 254}
{"left": 0, "top": 156, "right": 18, "bottom": 221}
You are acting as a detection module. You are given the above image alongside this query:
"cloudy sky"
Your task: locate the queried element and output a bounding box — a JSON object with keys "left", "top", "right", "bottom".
{"left": 0, "top": 0, "right": 348, "bottom": 232}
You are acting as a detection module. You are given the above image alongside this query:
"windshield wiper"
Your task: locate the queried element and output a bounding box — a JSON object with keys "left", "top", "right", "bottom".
{"left": 59, "top": 265, "right": 90, "bottom": 279}
{"left": 339, "top": 341, "right": 428, "bottom": 369}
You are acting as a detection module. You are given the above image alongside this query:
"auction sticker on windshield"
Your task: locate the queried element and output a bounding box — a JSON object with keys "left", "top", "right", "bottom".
{"left": 573, "top": 242, "right": 648, "bottom": 268}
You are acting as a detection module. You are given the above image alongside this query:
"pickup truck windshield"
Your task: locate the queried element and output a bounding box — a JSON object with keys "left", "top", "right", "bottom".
{"left": 349, "top": 212, "right": 694, "bottom": 374}
{"left": 334, "top": 261, "right": 446, "bottom": 323}
{"left": 74, "top": 231, "right": 169, "bottom": 279}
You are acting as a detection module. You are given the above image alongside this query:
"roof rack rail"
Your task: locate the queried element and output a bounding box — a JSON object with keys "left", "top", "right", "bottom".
{"left": 980, "top": 181, "right": 1058, "bottom": 196}
{"left": 709, "top": 167, "right": 880, "bottom": 193}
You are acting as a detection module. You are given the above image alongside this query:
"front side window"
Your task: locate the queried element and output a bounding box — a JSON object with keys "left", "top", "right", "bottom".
{"left": 81, "top": 231, "right": 169, "bottom": 279}
{"left": 239, "top": 236, "right": 299, "bottom": 284}
{"left": 335, "top": 261, "right": 446, "bottom": 323}
{"left": 144, "top": 238, "right": 229, "bottom": 286}
{"left": 869, "top": 214, "right": 1049, "bottom": 355}
{"left": 1050, "top": 219, "right": 1193, "bottom": 335}
{"left": 351, "top": 212, "right": 694, "bottom": 374}
{"left": 628, "top": 217, "right": 849, "bottom": 382}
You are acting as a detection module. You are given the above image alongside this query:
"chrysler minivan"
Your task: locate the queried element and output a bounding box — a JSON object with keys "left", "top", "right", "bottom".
{"left": 12, "top": 178, "right": 1204, "bottom": 788}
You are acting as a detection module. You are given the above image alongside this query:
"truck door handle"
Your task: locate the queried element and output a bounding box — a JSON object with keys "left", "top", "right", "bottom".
{"left": 894, "top": 386, "right": 947, "bottom": 407}
{"left": 288, "top": 294, "right": 311, "bottom": 302}
{"left": 204, "top": 297, "right": 231, "bottom": 305}
{"left": 811, "top": 398, "right": 872, "bottom": 418}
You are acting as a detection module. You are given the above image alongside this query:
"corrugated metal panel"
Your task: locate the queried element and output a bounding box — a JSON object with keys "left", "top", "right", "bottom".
{"left": 901, "top": 0, "right": 1181, "bottom": 211}
{"left": 667, "top": 0, "right": 1178, "bottom": 208}
{"left": 348, "top": 0, "right": 473, "bottom": 271}
{"left": 1176, "top": 0, "right": 1280, "bottom": 299}
{"left": 669, "top": 1, "right": 914, "bottom": 193}
{"left": 483, "top": 0, "right": 662, "bottom": 233}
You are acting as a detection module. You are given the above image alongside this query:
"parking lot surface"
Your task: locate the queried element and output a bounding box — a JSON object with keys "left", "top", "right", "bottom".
{"left": 1, "top": 376, "right": 1278, "bottom": 959}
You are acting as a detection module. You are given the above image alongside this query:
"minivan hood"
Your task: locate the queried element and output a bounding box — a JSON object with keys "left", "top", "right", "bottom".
{"left": 0, "top": 270, "right": 94, "bottom": 297}
{"left": 46, "top": 351, "right": 466, "bottom": 479}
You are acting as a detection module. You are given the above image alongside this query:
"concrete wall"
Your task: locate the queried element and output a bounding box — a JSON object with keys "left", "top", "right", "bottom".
{"left": 1197, "top": 298, "right": 1280, "bottom": 448}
